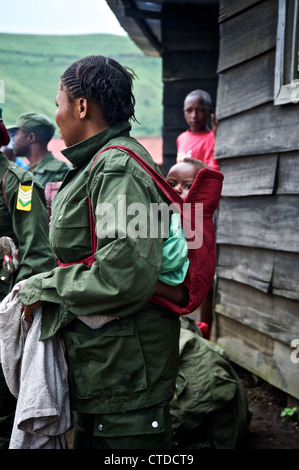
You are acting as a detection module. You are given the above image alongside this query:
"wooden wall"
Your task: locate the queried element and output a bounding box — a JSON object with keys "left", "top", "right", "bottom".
{"left": 214, "top": 0, "right": 299, "bottom": 399}
{"left": 161, "top": 3, "right": 219, "bottom": 175}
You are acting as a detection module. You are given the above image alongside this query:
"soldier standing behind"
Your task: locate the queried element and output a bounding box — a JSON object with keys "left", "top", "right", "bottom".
{"left": 9, "top": 112, "right": 71, "bottom": 188}
{"left": 0, "top": 115, "right": 57, "bottom": 448}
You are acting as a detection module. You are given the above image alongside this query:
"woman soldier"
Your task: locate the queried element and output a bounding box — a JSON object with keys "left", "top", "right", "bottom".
{"left": 19, "top": 55, "right": 180, "bottom": 449}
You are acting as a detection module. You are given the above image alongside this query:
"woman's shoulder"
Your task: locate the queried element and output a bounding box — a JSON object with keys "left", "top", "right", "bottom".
{"left": 92, "top": 137, "right": 159, "bottom": 175}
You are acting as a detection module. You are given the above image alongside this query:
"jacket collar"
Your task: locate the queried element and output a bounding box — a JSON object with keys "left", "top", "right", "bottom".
{"left": 61, "top": 121, "right": 131, "bottom": 168}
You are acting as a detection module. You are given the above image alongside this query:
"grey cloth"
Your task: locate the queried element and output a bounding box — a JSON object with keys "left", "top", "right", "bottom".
{"left": 0, "top": 283, "right": 71, "bottom": 449}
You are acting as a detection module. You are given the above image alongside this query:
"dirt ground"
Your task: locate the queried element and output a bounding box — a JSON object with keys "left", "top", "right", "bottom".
{"left": 235, "top": 364, "right": 299, "bottom": 449}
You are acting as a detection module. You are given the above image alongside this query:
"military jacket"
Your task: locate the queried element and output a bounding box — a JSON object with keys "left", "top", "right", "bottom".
{"left": 30, "top": 151, "right": 72, "bottom": 188}
{"left": 19, "top": 121, "right": 180, "bottom": 415}
{"left": 0, "top": 152, "right": 57, "bottom": 300}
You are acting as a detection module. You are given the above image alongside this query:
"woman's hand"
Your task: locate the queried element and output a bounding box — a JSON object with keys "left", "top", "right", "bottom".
{"left": 22, "top": 301, "right": 44, "bottom": 323}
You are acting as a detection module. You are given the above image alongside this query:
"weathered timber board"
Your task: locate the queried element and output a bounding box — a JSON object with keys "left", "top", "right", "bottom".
{"left": 219, "top": 0, "right": 263, "bottom": 22}
{"left": 163, "top": 129, "right": 183, "bottom": 155}
{"left": 217, "top": 245, "right": 275, "bottom": 292}
{"left": 162, "top": 29, "right": 219, "bottom": 52}
{"left": 163, "top": 51, "right": 219, "bottom": 80}
{"left": 216, "top": 195, "right": 299, "bottom": 252}
{"left": 215, "top": 278, "right": 299, "bottom": 345}
{"left": 215, "top": 103, "right": 299, "bottom": 159}
{"left": 276, "top": 152, "right": 299, "bottom": 194}
{"left": 217, "top": 245, "right": 299, "bottom": 301}
{"left": 216, "top": 50, "right": 275, "bottom": 119}
{"left": 220, "top": 154, "right": 278, "bottom": 196}
{"left": 272, "top": 252, "right": 299, "bottom": 301}
{"left": 217, "top": 0, "right": 277, "bottom": 72}
{"left": 216, "top": 196, "right": 299, "bottom": 253}
{"left": 163, "top": 4, "right": 218, "bottom": 30}
{"left": 215, "top": 313, "right": 299, "bottom": 400}
{"left": 163, "top": 105, "right": 188, "bottom": 131}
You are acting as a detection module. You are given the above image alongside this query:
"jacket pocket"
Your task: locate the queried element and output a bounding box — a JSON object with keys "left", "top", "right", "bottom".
{"left": 64, "top": 317, "right": 148, "bottom": 400}
{"left": 51, "top": 200, "right": 91, "bottom": 261}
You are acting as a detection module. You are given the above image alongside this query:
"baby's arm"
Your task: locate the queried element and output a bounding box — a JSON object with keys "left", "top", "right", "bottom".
{"left": 154, "top": 280, "right": 188, "bottom": 306}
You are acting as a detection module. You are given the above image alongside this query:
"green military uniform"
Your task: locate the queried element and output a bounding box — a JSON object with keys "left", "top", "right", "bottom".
{"left": 29, "top": 151, "right": 71, "bottom": 188}
{"left": 0, "top": 151, "right": 57, "bottom": 448}
{"left": 170, "top": 317, "right": 251, "bottom": 449}
{"left": 19, "top": 121, "right": 180, "bottom": 449}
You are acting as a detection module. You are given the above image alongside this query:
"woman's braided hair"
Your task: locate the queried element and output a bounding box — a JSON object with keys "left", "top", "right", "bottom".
{"left": 60, "top": 55, "right": 137, "bottom": 126}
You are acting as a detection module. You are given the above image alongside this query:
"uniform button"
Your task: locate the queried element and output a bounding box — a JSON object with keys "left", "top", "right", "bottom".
{"left": 1, "top": 276, "right": 6, "bottom": 281}
{"left": 152, "top": 421, "right": 159, "bottom": 429}
{"left": 58, "top": 215, "right": 62, "bottom": 221}
{"left": 98, "top": 424, "right": 103, "bottom": 432}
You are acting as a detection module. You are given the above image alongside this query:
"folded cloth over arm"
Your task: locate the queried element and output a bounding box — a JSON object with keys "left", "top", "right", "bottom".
{"left": 0, "top": 283, "right": 71, "bottom": 449}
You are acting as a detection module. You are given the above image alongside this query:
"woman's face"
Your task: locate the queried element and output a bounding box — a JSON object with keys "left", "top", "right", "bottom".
{"left": 55, "top": 82, "right": 82, "bottom": 147}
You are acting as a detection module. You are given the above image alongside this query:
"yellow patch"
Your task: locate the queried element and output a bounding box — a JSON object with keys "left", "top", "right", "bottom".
{"left": 16, "top": 184, "right": 33, "bottom": 212}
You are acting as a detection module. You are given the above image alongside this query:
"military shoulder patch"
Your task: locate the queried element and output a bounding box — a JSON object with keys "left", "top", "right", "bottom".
{"left": 16, "top": 183, "right": 33, "bottom": 211}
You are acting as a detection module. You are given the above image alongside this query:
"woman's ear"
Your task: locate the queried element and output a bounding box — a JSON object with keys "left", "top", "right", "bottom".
{"left": 78, "top": 97, "right": 88, "bottom": 119}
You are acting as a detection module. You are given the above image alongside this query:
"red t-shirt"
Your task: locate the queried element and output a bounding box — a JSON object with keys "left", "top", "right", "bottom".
{"left": 176, "top": 129, "right": 219, "bottom": 170}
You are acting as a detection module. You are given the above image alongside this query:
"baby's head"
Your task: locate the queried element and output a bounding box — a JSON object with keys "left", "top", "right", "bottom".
{"left": 183, "top": 89, "right": 213, "bottom": 132}
{"left": 166, "top": 158, "right": 207, "bottom": 201}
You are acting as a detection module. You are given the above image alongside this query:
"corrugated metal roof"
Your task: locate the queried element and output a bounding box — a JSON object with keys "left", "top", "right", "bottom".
{"left": 105, "top": 0, "right": 218, "bottom": 57}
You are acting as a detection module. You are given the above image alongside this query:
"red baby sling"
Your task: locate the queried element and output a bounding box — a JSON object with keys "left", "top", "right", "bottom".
{"left": 58, "top": 145, "right": 223, "bottom": 315}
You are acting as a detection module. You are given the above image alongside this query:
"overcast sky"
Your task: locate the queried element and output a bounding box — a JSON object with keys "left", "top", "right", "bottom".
{"left": 0, "top": 0, "right": 126, "bottom": 35}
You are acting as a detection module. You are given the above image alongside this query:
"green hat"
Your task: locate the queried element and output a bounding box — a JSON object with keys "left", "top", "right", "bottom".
{"left": 8, "top": 112, "right": 55, "bottom": 142}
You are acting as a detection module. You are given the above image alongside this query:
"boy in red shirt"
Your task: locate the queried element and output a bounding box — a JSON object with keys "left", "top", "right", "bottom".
{"left": 177, "top": 89, "right": 219, "bottom": 170}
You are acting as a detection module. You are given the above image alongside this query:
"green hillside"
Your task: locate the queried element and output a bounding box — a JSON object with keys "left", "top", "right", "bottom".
{"left": 0, "top": 33, "right": 162, "bottom": 137}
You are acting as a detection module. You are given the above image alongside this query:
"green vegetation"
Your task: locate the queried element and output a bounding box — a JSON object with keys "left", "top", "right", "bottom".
{"left": 0, "top": 33, "right": 162, "bottom": 137}
{"left": 280, "top": 407, "right": 298, "bottom": 421}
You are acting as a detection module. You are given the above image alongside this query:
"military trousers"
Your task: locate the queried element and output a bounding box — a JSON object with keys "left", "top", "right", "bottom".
{"left": 72, "top": 402, "right": 173, "bottom": 449}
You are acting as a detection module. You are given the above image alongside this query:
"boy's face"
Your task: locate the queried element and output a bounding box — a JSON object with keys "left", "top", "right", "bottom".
{"left": 166, "top": 162, "right": 199, "bottom": 201}
{"left": 183, "top": 95, "right": 210, "bottom": 132}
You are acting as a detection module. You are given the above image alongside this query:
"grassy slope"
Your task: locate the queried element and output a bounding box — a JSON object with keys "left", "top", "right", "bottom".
{"left": 0, "top": 33, "right": 162, "bottom": 137}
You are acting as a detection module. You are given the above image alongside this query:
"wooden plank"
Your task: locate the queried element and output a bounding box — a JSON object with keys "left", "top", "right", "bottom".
{"left": 220, "top": 154, "right": 278, "bottom": 196}
{"left": 272, "top": 252, "right": 299, "bottom": 301}
{"left": 162, "top": 29, "right": 219, "bottom": 52}
{"left": 160, "top": 154, "right": 176, "bottom": 176}
{"left": 219, "top": 0, "right": 262, "bottom": 22}
{"left": 216, "top": 50, "right": 275, "bottom": 119}
{"left": 163, "top": 3, "right": 219, "bottom": 30}
{"left": 215, "top": 278, "right": 299, "bottom": 345}
{"left": 163, "top": 51, "right": 219, "bottom": 80}
{"left": 217, "top": 0, "right": 277, "bottom": 72}
{"left": 163, "top": 105, "right": 186, "bottom": 130}
{"left": 162, "top": 129, "right": 181, "bottom": 155}
{"left": 217, "top": 245, "right": 275, "bottom": 292}
{"left": 276, "top": 152, "right": 299, "bottom": 194}
{"left": 215, "top": 102, "right": 299, "bottom": 159}
{"left": 216, "top": 195, "right": 299, "bottom": 252}
{"left": 215, "top": 314, "right": 299, "bottom": 400}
